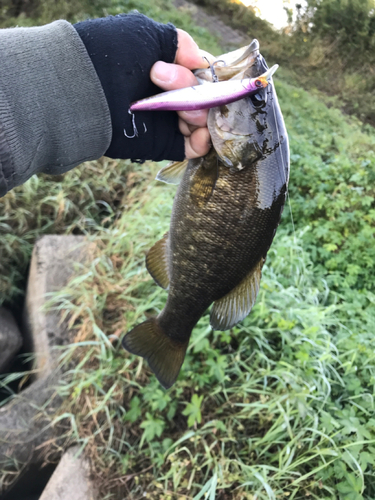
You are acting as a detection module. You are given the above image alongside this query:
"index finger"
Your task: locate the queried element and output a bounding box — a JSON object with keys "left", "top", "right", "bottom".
{"left": 175, "top": 29, "right": 215, "bottom": 70}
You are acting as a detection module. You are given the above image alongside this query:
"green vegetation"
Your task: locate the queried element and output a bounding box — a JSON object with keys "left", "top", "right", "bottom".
{"left": 282, "top": 0, "right": 375, "bottom": 125}
{"left": 301, "top": 0, "right": 375, "bottom": 64}
{"left": 46, "top": 78, "right": 375, "bottom": 499}
{"left": 1, "top": 0, "right": 375, "bottom": 498}
{"left": 189, "top": 0, "right": 375, "bottom": 126}
{"left": 280, "top": 82, "right": 375, "bottom": 293}
{"left": 0, "top": 0, "right": 107, "bottom": 26}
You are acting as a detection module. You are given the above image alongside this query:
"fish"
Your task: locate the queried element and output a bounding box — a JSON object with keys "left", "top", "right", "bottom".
{"left": 129, "top": 65, "right": 278, "bottom": 112}
{"left": 122, "top": 39, "right": 290, "bottom": 389}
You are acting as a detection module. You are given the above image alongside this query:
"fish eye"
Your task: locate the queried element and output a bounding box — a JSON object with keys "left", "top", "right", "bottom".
{"left": 255, "top": 79, "right": 263, "bottom": 88}
{"left": 250, "top": 91, "right": 266, "bottom": 108}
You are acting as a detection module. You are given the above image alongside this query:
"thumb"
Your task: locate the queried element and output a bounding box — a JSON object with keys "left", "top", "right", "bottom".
{"left": 175, "top": 28, "right": 215, "bottom": 69}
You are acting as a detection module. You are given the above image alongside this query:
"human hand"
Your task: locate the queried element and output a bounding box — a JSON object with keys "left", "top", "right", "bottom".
{"left": 151, "top": 29, "right": 215, "bottom": 159}
{"left": 75, "top": 14, "right": 212, "bottom": 162}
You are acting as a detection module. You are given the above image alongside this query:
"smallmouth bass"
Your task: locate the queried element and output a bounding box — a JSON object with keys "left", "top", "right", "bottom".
{"left": 123, "top": 40, "right": 290, "bottom": 389}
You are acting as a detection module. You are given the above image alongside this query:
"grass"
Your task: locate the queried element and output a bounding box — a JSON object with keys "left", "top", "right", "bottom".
{"left": 1, "top": 0, "right": 375, "bottom": 498}
{"left": 0, "top": 157, "right": 131, "bottom": 304}
{"left": 46, "top": 166, "right": 375, "bottom": 498}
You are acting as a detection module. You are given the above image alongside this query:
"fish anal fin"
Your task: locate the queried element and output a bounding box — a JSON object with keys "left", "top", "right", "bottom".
{"left": 122, "top": 318, "right": 188, "bottom": 389}
{"left": 156, "top": 160, "right": 189, "bottom": 185}
{"left": 210, "top": 258, "right": 265, "bottom": 331}
{"left": 190, "top": 159, "right": 218, "bottom": 207}
{"left": 146, "top": 233, "right": 170, "bottom": 290}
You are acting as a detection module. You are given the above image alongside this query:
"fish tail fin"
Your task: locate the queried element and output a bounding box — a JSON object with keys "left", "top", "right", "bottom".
{"left": 122, "top": 318, "right": 188, "bottom": 389}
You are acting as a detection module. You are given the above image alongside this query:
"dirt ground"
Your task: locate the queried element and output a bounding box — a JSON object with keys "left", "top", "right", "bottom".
{"left": 173, "top": 0, "right": 249, "bottom": 50}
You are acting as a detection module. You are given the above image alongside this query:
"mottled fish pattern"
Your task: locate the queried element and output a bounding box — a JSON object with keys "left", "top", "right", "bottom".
{"left": 122, "top": 40, "right": 290, "bottom": 389}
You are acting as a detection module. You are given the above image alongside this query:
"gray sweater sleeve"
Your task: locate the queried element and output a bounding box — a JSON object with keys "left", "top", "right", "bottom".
{"left": 0, "top": 20, "right": 112, "bottom": 197}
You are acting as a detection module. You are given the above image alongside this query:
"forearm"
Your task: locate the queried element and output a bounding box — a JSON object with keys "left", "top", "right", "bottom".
{"left": 0, "top": 20, "right": 112, "bottom": 197}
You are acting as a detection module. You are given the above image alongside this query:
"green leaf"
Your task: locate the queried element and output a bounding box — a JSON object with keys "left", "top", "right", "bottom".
{"left": 139, "top": 412, "right": 165, "bottom": 447}
{"left": 124, "top": 396, "right": 141, "bottom": 423}
{"left": 182, "top": 394, "right": 204, "bottom": 428}
{"left": 337, "top": 472, "right": 363, "bottom": 500}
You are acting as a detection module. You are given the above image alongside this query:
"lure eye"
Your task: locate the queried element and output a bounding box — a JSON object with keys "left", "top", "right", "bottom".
{"left": 255, "top": 79, "right": 263, "bottom": 88}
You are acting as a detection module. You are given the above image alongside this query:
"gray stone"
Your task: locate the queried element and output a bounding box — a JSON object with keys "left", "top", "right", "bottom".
{"left": 23, "top": 235, "right": 95, "bottom": 378}
{"left": 0, "top": 372, "right": 62, "bottom": 494}
{"left": 0, "top": 308, "right": 22, "bottom": 373}
{"left": 39, "top": 446, "right": 96, "bottom": 500}
{"left": 0, "top": 235, "right": 95, "bottom": 496}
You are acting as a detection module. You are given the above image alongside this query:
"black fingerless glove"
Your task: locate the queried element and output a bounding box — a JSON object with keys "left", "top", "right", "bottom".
{"left": 74, "top": 13, "right": 185, "bottom": 162}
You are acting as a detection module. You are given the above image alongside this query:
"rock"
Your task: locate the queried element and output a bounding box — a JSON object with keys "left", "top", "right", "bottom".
{"left": 23, "top": 235, "right": 95, "bottom": 379}
{"left": 0, "top": 372, "right": 62, "bottom": 495}
{"left": 0, "top": 235, "right": 95, "bottom": 496}
{"left": 39, "top": 446, "right": 96, "bottom": 500}
{"left": 0, "top": 308, "right": 22, "bottom": 373}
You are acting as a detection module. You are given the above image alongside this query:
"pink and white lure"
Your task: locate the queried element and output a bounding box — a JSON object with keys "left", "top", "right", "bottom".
{"left": 130, "top": 64, "right": 279, "bottom": 112}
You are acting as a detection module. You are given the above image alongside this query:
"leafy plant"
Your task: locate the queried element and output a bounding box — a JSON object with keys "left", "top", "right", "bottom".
{"left": 182, "top": 394, "right": 204, "bottom": 428}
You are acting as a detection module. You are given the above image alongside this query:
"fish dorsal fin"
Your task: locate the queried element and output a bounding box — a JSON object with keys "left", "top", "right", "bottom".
{"left": 122, "top": 318, "right": 189, "bottom": 389}
{"left": 146, "top": 233, "right": 170, "bottom": 289}
{"left": 156, "top": 160, "right": 189, "bottom": 185}
{"left": 210, "top": 258, "right": 265, "bottom": 331}
{"left": 190, "top": 158, "right": 218, "bottom": 207}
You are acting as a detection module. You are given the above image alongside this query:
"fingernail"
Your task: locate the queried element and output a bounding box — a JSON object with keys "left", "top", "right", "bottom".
{"left": 184, "top": 110, "right": 205, "bottom": 118}
{"left": 152, "top": 61, "right": 177, "bottom": 85}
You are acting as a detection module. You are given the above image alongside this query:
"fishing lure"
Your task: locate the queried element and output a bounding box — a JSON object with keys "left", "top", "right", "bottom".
{"left": 130, "top": 64, "right": 279, "bottom": 112}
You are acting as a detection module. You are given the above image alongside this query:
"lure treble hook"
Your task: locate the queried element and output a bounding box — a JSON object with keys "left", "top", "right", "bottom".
{"left": 203, "top": 57, "right": 226, "bottom": 83}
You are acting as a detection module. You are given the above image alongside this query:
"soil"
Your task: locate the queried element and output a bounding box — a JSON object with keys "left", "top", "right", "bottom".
{"left": 173, "top": 0, "right": 249, "bottom": 50}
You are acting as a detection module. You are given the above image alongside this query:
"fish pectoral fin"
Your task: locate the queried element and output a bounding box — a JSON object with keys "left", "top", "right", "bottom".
{"left": 210, "top": 257, "right": 265, "bottom": 331}
{"left": 146, "top": 233, "right": 170, "bottom": 289}
{"left": 122, "top": 318, "right": 188, "bottom": 389}
{"left": 156, "top": 160, "right": 189, "bottom": 185}
{"left": 190, "top": 160, "right": 218, "bottom": 207}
